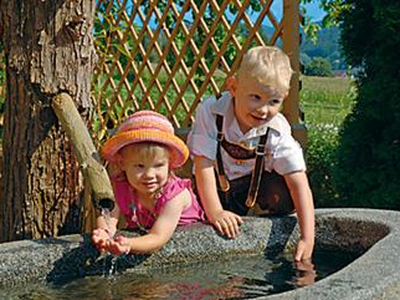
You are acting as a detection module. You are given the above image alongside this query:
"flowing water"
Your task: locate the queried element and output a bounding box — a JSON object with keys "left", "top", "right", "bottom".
{"left": 0, "top": 249, "right": 359, "bottom": 300}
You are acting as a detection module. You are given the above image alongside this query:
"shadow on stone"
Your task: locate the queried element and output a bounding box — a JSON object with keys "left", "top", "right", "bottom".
{"left": 264, "top": 215, "right": 297, "bottom": 258}
{"left": 2, "top": 209, "right": 400, "bottom": 300}
{"left": 45, "top": 234, "right": 150, "bottom": 286}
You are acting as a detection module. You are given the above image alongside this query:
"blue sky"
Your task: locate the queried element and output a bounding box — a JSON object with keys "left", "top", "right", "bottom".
{"left": 252, "top": 1, "right": 325, "bottom": 25}
{"left": 303, "top": 2, "right": 326, "bottom": 21}
{"left": 131, "top": 1, "right": 327, "bottom": 30}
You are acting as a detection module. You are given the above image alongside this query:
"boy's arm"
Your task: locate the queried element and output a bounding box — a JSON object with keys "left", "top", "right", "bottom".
{"left": 194, "top": 155, "right": 243, "bottom": 239}
{"left": 110, "top": 189, "right": 190, "bottom": 254}
{"left": 284, "top": 171, "right": 315, "bottom": 261}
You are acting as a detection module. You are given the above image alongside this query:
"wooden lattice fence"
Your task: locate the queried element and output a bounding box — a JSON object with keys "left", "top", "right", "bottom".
{"left": 0, "top": 0, "right": 303, "bottom": 166}
{"left": 0, "top": 0, "right": 303, "bottom": 231}
{"left": 0, "top": 0, "right": 303, "bottom": 146}
{"left": 91, "top": 0, "right": 303, "bottom": 146}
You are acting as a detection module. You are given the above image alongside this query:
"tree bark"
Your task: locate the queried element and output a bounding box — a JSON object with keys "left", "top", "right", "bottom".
{"left": 0, "top": 0, "right": 97, "bottom": 241}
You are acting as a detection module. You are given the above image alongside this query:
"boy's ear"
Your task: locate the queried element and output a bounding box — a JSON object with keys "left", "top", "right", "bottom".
{"left": 225, "top": 76, "right": 237, "bottom": 96}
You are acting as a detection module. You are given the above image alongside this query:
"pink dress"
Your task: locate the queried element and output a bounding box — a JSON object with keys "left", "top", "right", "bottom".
{"left": 113, "top": 175, "right": 205, "bottom": 230}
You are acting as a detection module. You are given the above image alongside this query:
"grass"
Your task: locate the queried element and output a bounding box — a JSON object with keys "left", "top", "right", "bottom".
{"left": 300, "top": 75, "right": 355, "bottom": 127}
{"left": 91, "top": 67, "right": 222, "bottom": 136}
{"left": 93, "top": 69, "right": 356, "bottom": 128}
{"left": 299, "top": 75, "right": 356, "bottom": 207}
{"left": 1, "top": 71, "right": 355, "bottom": 143}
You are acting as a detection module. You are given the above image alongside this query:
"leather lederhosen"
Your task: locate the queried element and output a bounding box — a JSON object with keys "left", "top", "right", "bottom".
{"left": 215, "top": 114, "right": 295, "bottom": 216}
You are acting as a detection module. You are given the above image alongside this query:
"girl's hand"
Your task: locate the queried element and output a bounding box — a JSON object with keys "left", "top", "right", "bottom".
{"left": 210, "top": 209, "right": 244, "bottom": 239}
{"left": 106, "top": 235, "right": 131, "bottom": 256}
{"left": 92, "top": 228, "right": 112, "bottom": 252}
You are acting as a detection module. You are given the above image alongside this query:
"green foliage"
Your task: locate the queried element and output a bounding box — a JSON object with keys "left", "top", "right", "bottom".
{"left": 300, "top": 1, "right": 350, "bottom": 70}
{"left": 306, "top": 124, "right": 340, "bottom": 207}
{"left": 304, "top": 57, "right": 334, "bottom": 77}
{"left": 333, "top": 1, "right": 400, "bottom": 209}
{"left": 300, "top": 0, "right": 351, "bottom": 28}
{"left": 301, "top": 24, "right": 346, "bottom": 70}
{"left": 136, "top": 1, "right": 261, "bottom": 92}
{"left": 300, "top": 76, "right": 355, "bottom": 207}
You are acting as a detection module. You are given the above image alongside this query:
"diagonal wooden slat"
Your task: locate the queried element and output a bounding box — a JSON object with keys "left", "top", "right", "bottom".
{"left": 90, "top": 0, "right": 299, "bottom": 140}
{"left": 0, "top": 0, "right": 301, "bottom": 151}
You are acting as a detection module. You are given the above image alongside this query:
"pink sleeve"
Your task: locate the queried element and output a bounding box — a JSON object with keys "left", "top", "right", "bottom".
{"left": 154, "top": 177, "right": 192, "bottom": 213}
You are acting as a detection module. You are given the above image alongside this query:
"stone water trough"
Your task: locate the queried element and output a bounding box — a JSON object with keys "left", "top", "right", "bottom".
{"left": 1, "top": 208, "right": 400, "bottom": 299}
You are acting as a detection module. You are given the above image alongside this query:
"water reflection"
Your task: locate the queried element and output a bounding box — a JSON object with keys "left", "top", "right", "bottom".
{"left": 294, "top": 259, "right": 317, "bottom": 287}
{"left": 0, "top": 250, "right": 357, "bottom": 300}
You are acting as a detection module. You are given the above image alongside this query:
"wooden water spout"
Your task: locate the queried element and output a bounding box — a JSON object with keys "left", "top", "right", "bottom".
{"left": 52, "top": 93, "right": 115, "bottom": 211}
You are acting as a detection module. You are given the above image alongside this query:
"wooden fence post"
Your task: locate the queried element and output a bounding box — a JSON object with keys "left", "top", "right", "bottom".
{"left": 283, "top": 0, "right": 307, "bottom": 147}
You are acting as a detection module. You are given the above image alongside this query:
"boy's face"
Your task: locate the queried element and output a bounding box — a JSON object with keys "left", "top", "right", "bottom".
{"left": 227, "top": 76, "right": 287, "bottom": 133}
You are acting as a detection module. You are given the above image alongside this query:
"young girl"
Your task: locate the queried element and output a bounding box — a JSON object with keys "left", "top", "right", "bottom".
{"left": 92, "top": 110, "right": 205, "bottom": 255}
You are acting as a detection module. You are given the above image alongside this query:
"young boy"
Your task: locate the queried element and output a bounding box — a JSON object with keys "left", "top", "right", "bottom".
{"left": 187, "top": 46, "right": 314, "bottom": 261}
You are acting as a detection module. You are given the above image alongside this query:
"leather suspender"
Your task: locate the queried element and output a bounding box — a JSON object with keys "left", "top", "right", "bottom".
{"left": 216, "top": 114, "right": 230, "bottom": 192}
{"left": 215, "top": 114, "right": 270, "bottom": 208}
{"left": 245, "top": 128, "right": 270, "bottom": 208}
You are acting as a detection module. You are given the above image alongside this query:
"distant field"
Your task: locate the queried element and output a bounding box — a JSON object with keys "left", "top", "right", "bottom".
{"left": 300, "top": 75, "right": 355, "bottom": 127}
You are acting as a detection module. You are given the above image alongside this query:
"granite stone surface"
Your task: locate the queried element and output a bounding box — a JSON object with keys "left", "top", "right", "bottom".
{"left": 1, "top": 208, "right": 399, "bottom": 299}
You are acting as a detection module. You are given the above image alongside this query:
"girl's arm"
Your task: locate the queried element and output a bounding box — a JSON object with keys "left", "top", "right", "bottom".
{"left": 284, "top": 171, "right": 315, "bottom": 261}
{"left": 96, "top": 162, "right": 123, "bottom": 237}
{"left": 92, "top": 204, "right": 120, "bottom": 251}
{"left": 109, "top": 188, "right": 191, "bottom": 254}
{"left": 194, "top": 155, "right": 243, "bottom": 239}
{"left": 95, "top": 205, "right": 120, "bottom": 236}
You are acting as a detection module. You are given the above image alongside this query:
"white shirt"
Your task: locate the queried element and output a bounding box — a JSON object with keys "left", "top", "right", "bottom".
{"left": 187, "top": 92, "right": 306, "bottom": 180}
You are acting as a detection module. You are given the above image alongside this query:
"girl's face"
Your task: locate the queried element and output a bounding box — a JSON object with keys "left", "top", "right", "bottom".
{"left": 227, "top": 76, "right": 287, "bottom": 133}
{"left": 118, "top": 144, "right": 170, "bottom": 198}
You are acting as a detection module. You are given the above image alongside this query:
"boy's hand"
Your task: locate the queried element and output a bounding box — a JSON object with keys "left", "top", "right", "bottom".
{"left": 209, "top": 209, "right": 244, "bottom": 239}
{"left": 294, "top": 238, "right": 314, "bottom": 261}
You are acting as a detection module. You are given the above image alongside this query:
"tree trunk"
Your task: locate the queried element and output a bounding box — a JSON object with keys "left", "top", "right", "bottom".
{"left": 0, "top": 0, "right": 97, "bottom": 241}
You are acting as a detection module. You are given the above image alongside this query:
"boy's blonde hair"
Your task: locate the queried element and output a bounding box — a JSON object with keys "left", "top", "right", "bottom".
{"left": 237, "top": 46, "right": 293, "bottom": 95}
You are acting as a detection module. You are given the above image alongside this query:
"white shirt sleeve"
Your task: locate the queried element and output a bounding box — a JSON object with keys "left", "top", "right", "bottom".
{"left": 272, "top": 134, "right": 306, "bottom": 175}
{"left": 187, "top": 97, "right": 218, "bottom": 161}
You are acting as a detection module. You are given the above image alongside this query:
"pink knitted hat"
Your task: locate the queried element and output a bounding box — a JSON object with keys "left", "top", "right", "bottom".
{"left": 101, "top": 110, "right": 189, "bottom": 169}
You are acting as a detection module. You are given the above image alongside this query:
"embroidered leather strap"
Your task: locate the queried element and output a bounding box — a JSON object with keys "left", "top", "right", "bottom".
{"left": 216, "top": 114, "right": 230, "bottom": 192}
{"left": 245, "top": 128, "right": 270, "bottom": 208}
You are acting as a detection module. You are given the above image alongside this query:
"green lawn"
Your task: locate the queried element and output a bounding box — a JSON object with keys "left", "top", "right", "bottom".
{"left": 300, "top": 75, "right": 355, "bottom": 127}
{"left": 300, "top": 75, "right": 356, "bottom": 207}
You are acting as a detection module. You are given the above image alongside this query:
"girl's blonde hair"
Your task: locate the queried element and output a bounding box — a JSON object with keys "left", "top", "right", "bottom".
{"left": 121, "top": 142, "right": 170, "bottom": 164}
{"left": 237, "top": 46, "right": 293, "bottom": 95}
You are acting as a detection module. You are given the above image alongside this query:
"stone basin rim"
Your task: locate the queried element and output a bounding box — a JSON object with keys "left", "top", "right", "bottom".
{"left": 1, "top": 208, "right": 400, "bottom": 300}
{"left": 265, "top": 208, "right": 400, "bottom": 300}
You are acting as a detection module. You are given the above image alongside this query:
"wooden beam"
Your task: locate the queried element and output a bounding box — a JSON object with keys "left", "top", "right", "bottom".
{"left": 283, "top": 0, "right": 307, "bottom": 147}
{"left": 52, "top": 93, "right": 115, "bottom": 211}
